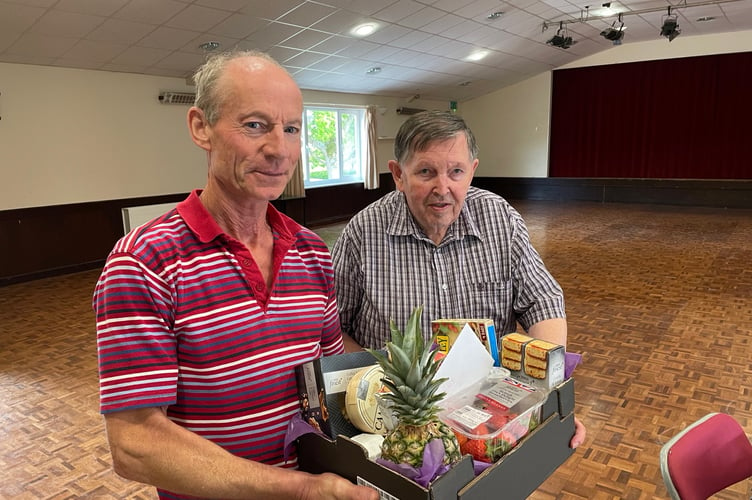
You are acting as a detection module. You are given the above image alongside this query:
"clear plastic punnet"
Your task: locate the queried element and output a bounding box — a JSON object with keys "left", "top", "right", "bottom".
{"left": 438, "top": 375, "right": 546, "bottom": 463}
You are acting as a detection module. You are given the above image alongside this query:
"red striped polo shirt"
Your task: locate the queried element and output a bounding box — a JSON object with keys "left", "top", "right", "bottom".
{"left": 94, "top": 190, "right": 343, "bottom": 498}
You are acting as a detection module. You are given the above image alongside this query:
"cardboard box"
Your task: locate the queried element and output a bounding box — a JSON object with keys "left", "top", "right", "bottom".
{"left": 295, "top": 351, "right": 379, "bottom": 439}
{"left": 297, "top": 378, "right": 576, "bottom": 500}
{"left": 432, "top": 319, "right": 500, "bottom": 366}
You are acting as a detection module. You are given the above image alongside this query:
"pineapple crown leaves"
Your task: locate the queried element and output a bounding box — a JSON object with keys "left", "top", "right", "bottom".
{"left": 366, "top": 305, "right": 449, "bottom": 425}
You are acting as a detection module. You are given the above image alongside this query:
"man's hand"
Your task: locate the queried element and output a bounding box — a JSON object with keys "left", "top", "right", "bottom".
{"left": 570, "top": 416, "right": 586, "bottom": 449}
{"left": 301, "top": 472, "right": 380, "bottom": 500}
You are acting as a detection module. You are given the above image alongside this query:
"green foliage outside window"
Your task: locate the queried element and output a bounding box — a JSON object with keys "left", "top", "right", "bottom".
{"left": 302, "top": 106, "right": 365, "bottom": 187}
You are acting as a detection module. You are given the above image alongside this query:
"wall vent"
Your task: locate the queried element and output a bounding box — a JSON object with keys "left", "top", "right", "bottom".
{"left": 158, "top": 91, "right": 196, "bottom": 105}
{"left": 396, "top": 107, "right": 427, "bottom": 115}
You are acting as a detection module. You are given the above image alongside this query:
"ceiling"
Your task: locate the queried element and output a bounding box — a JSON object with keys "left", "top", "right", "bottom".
{"left": 1, "top": 0, "right": 750, "bottom": 101}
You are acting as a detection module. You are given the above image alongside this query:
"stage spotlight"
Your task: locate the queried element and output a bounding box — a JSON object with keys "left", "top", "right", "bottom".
{"left": 601, "top": 15, "right": 625, "bottom": 45}
{"left": 660, "top": 8, "right": 681, "bottom": 41}
{"left": 547, "top": 22, "right": 576, "bottom": 49}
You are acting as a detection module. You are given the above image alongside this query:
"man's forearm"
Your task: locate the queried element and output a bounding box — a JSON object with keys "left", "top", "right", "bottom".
{"left": 105, "top": 408, "right": 315, "bottom": 499}
{"left": 341, "top": 332, "right": 364, "bottom": 352}
{"left": 527, "top": 317, "right": 567, "bottom": 347}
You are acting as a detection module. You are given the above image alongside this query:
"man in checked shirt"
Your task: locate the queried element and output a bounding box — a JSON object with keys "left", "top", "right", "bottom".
{"left": 331, "top": 110, "right": 585, "bottom": 449}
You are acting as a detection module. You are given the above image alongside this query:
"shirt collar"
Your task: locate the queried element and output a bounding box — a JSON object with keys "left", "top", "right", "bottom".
{"left": 178, "top": 189, "right": 297, "bottom": 245}
{"left": 386, "top": 189, "right": 482, "bottom": 244}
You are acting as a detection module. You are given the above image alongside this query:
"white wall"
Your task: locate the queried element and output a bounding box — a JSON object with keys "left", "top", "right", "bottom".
{"left": 461, "top": 30, "right": 752, "bottom": 178}
{"left": 0, "top": 62, "right": 447, "bottom": 211}
{"left": 0, "top": 63, "right": 204, "bottom": 211}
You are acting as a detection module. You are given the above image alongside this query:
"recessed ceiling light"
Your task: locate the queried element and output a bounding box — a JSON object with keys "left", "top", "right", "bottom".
{"left": 351, "top": 23, "right": 377, "bottom": 37}
{"left": 366, "top": 67, "right": 381, "bottom": 75}
{"left": 198, "top": 41, "right": 220, "bottom": 52}
{"left": 697, "top": 16, "right": 716, "bottom": 22}
{"left": 487, "top": 11, "right": 503, "bottom": 20}
{"left": 465, "top": 50, "right": 489, "bottom": 62}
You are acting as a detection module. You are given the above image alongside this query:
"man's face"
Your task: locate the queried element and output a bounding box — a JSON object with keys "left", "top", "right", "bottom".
{"left": 389, "top": 133, "right": 478, "bottom": 244}
{"left": 202, "top": 58, "right": 303, "bottom": 203}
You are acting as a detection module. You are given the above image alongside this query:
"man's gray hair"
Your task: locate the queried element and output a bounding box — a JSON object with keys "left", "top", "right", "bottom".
{"left": 191, "top": 49, "right": 285, "bottom": 125}
{"left": 393, "top": 110, "right": 479, "bottom": 164}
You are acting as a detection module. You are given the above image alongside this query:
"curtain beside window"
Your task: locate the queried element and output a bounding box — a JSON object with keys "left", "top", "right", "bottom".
{"left": 281, "top": 158, "right": 306, "bottom": 199}
{"left": 364, "top": 105, "right": 379, "bottom": 190}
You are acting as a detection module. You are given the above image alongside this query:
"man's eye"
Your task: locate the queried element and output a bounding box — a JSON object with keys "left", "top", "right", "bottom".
{"left": 245, "top": 121, "right": 265, "bottom": 130}
{"left": 284, "top": 126, "right": 301, "bottom": 134}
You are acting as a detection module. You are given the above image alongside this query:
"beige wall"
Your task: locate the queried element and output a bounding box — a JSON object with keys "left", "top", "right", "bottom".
{"left": 461, "top": 30, "right": 752, "bottom": 178}
{"left": 0, "top": 63, "right": 202, "bottom": 211}
{"left": 0, "top": 62, "right": 446, "bottom": 211}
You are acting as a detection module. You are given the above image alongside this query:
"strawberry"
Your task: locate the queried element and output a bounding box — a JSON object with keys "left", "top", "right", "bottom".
{"left": 461, "top": 438, "right": 490, "bottom": 462}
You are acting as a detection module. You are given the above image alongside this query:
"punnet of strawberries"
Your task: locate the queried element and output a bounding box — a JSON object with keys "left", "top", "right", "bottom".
{"left": 440, "top": 375, "right": 545, "bottom": 464}
{"left": 452, "top": 406, "right": 540, "bottom": 463}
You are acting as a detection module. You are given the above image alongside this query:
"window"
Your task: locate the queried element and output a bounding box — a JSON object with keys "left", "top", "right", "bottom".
{"left": 301, "top": 105, "right": 366, "bottom": 188}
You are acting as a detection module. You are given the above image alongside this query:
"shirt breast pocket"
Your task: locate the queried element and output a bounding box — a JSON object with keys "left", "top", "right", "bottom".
{"left": 468, "top": 280, "right": 512, "bottom": 319}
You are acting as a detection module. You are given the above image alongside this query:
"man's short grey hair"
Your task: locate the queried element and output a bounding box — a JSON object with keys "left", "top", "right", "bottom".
{"left": 393, "top": 110, "right": 479, "bottom": 164}
{"left": 191, "top": 49, "right": 286, "bottom": 125}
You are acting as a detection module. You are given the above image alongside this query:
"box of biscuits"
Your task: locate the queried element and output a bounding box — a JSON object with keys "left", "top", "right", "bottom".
{"left": 501, "top": 333, "right": 565, "bottom": 391}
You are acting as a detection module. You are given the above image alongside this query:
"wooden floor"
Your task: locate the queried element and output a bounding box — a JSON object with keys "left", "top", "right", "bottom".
{"left": 2, "top": 200, "right": 751, "bottom": 499}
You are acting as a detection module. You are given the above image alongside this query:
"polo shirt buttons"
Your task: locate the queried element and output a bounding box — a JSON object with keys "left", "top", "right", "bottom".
{"left": 242, "top": 259, "right": 252, "bottom": 267}
{"left": 441, "top": 284, "right": 448, "bottom": 291}
{"left": 255, "top": 283, "right": 264, "bottom": 292}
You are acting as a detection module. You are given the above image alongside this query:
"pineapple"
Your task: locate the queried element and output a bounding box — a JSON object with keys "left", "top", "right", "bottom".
{"left": 367, "top": 306, "right": 462, "bottom": 468}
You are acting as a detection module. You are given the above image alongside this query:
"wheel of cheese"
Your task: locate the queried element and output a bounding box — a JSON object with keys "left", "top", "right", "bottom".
{"left": 345, "top": 365, "right": 388, "bottom": 435}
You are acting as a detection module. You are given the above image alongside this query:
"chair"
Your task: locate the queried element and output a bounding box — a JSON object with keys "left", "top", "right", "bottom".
{"left": 660, "top": 412, "right": 752, "bottom": 500}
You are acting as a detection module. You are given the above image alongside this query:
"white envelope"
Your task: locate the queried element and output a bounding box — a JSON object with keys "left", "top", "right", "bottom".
{"left": 433, "top": 323, "right": 494, "bottom": 400}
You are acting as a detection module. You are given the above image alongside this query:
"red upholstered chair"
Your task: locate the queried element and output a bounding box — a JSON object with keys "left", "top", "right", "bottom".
{"left": 660, "top": 412, "right": 752, "bottom": 500}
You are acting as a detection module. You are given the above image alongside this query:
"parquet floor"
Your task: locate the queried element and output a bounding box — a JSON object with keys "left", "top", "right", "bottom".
{"left": 1, "top": 200, "right": 751, "bottom": 499}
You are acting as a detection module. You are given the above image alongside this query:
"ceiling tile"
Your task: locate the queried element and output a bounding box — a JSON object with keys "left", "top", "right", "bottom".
{"left": 344, "top": 0, "right": 401, "bottom": 16}
{"left": 237, "top": 0, "right": 303, "bottom": 20}
{"left": 194, "top": 0, "right": 251, "bottom": 11}
{"left": 278, "top": 2, "right": 337, "bottom": 27}
{"left": 87, "top": 18, "right": 157, "bottom": 44}
{"left": 397, "top": 6, "right": 447, "bottom": 29}
{"left": 109, "top": 45, "right": 173, "bottom": 66}
{"left": 278, "top": 28, "right": 333, "bottom": 50}
{"left": 61, "top": 39, "right": 128, "bottom": 62}
{"left": 29, "top": 10, "right": 105, "bottom": 38}
{"left": 0, "top": 3, "right": 46, "bottom": 32}
{"left": 114, "top": 0, "right": 187, "bottom": 24}
{"left": 6, "top": 33, "right": 79, "bottom": 58}
{"left": 243, "top": 21, "right": 303, "bottom": 47}
{"left": 309, "top": 34, "right": 354, "bottom": 54}
{"left": 372, "top": 0, "right": 424, "bottom": 23}
{"left": 205, "top": 13, "right": 269, "bottom": 38}
{"left": 309, "top": 9, "right": 368, "bottom": 34}
{"left": 54, "top": 0, "right": 129, "bottom": 16}
{"left": 138, "top": 26, "right": 201, "bottom": 50}
{"left": 166, "top": 4, "right": 233, "bottom": 31}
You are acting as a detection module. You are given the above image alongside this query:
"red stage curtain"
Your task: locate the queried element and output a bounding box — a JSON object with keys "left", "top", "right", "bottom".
{"left": 549, "top": 51, "right": 752, "bottom": 179}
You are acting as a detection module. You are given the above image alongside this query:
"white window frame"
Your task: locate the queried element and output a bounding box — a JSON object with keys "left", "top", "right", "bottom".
{"left": 301, "top": 105, "right": 367, "bottom": 189}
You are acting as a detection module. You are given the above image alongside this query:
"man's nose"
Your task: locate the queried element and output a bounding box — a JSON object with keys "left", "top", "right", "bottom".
{"left": 263, "top": 125, "right": 287, "bottom": 157}
{"left": 432, "top": 174, "right": 450, "bottom": 195}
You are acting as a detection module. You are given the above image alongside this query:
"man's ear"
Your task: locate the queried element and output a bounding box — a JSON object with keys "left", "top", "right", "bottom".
{"left": 388, "top": 160, "right": 404, "bottom": 191}
{"left": 187, "top": 107, "right": 211, "bottom": 152}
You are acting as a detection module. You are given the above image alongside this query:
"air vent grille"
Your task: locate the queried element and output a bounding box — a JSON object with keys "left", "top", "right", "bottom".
{"left": 396, "top": 107, "right": 427, "bottom": 115}
{"left": 158, "top": 91, "right": 196, "bottom": 105}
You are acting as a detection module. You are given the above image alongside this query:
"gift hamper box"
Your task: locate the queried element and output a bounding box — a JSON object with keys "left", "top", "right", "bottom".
{"left": 297, "top": 378, "right": 576, "bottom": 500}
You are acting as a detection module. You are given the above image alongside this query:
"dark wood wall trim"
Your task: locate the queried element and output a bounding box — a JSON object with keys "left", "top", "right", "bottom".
{"left": 2, "top": 175, "right": 749, "bottom": 286}
{"left": 0, "top": 193, "right": 187, "bottom": 287}
{"left": 472, "top": 177, "right": 752, "bottom": 209}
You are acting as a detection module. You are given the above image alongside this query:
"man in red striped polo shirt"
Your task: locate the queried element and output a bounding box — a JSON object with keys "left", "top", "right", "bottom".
{"left": 93, "top": 50, "right": 377, "bottom": 500}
